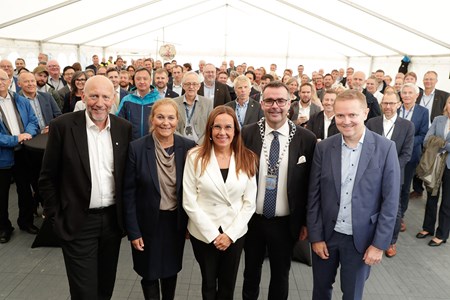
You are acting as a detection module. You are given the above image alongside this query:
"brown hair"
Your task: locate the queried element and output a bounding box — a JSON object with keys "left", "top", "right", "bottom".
{"left": 194, "top": 105, "right": 257, "bottom": 178}
{"left": 335, "top": 89, "right": 367, "bottom": 109}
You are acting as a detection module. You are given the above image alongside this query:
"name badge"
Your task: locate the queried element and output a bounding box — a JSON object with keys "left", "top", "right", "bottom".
{"left": 265, "top": 175, "right": 277, "bottom": 190}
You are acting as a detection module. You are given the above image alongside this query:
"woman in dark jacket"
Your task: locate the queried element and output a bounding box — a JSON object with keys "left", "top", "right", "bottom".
{"left": 123, "top": 98, "right": 196, "bottom": 299}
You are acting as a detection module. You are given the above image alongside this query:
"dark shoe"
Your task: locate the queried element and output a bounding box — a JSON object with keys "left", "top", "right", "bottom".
{"left": 385, "top": 244, "right": 397, "bottom": 257}
{"left": 0, "top": 228, "right": 14, "bottom": 243}
{"left": 409, "top": 191, "right": 423, "bottom": 199}
{"left": 416, "top": 231, "right": 431, "bottom": 239}
{"left": 400, "top": 219, "right": 406, "bottom": 232}
{"left": 19, "top": 224, "right": 39, "bottom": 235}
{"left": 428, "top": 238, "right": 446, "bottom": 247}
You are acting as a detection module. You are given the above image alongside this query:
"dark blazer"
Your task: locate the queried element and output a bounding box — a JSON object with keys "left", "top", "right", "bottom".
{"left": 242, "top": 121, "right": 316, "bottom": 239}
{"left": 119, "top": 88, "right": 128, "bottom": 101}
{"left": 58, "top": 85, "right": 70, "bottom": 101}
{"left": 198, "top": 81, "right": 231, "bottom": 107}
{"left": 398, "top": 104, "right": 429, "bottom": 164}
{"left": 363, "top": 90, "right": 381, "bottom": 121}
{"left": 366, "top": 116, "right": 414, "bottom": 183}
{"left": 307, "top": 130, "right": 400, "bottom": 253}
{"left": 123, "top": 134, "right": 195, "bottom": 241}
{"left": 13, "top": 77, "right": 21, "bottom": 93}
{"left": 39, "top": 111, "right": 132, "bottom": 241}
{"left": 164, "top": 89, "right": 179, "bottom": 99}
{"left": 415, "top": 88, "right": 449, "bottom": 122}
{"left": 225, "top": 99, "right": 263, "bottom": 126}
{"left": 306, "top": 111, "right": 339, "bottom": 140}
{"left": 249, "top": 87, "right": 261, "bottom": 102}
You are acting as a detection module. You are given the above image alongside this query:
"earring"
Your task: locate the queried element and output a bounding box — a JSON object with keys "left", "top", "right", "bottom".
{"left": 210, "top": 137, "right": 213, "bottom": 140}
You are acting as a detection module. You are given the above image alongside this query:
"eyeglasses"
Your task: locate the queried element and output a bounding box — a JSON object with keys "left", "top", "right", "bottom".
{"left": 380, "top": 102, "right": 398, "bottom": 107}
{"left": 212, "top": 125, "right": 234, "bottom": 132}
{"left": 262, "top": 98, "right": 289, "bottom": 107}
{"left": 47, "top": 65, "right": 60, "bottom": 69}
{"left": 183, "top": 82, "right": 200, "bottom": 87}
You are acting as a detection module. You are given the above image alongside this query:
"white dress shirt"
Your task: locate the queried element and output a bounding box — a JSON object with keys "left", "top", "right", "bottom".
{"left": 383, "top": 114, "right": 397, "bottom": 140}
{"left": 0, "top": 93, "right": 21, "bottom": 135}
{"left": 85, "top": 111, "right": 115, "bottom": 208}
{"left": 256, "top": 121, "right": 290, "bottom": 216}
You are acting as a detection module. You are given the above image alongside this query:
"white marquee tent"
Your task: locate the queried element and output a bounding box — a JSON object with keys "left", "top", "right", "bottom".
{"left": 1, "top": 0, "right": 450, "bottom": 89}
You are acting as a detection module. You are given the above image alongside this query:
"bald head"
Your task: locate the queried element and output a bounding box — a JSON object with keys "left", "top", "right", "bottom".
{"left": 18, "top": 72, "right": 37, "bottom": 98}
{"left": 84, "top": 75, "right": 114, "bottom": 95}
{"left": 83, "top": 75, "right": 114, "bottom": 129}
{"left": 352, "top": 71, "right": 366, "bottom": 92}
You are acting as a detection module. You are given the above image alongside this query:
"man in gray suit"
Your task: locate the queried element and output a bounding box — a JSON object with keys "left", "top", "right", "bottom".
{"left": 173, "top": 71, "right": 213, "bottom": 144}
{"left": 366, "top": 90, "right": 414, "bottom": 257}
{"left": 289, "top": 83, "right": 321, "bottom": 127}
{"left": 225, "top": 75, "right": 263, "bottom": 128}
{"left": 308, "top": 89, "right": 400, "bottom": 300}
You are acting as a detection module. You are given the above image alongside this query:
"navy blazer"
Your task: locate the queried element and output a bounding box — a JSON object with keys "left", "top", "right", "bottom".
{"left": 164, "top": 89, "right": 179, "bottom": 99}
{"left": 307, "top": 130, "right": 400, "bottom": 253}
{"left": 123, "top": 134, "right": 196, "bottom": 240}
{"left": 18, "top": 91, "right": 62, "bottom": 126}
{"left": 119, "top": 88, "right": 128, "bottom": 101}
{"left": 398, "top": 104, "right": 429, "bottom": 164}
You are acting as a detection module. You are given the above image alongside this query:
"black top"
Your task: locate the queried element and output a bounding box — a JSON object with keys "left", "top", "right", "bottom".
{"left": 220, "top": 168, "right": 229, "bottom": 182}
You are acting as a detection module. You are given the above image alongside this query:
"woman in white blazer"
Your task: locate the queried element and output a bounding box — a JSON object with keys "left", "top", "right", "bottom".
{"left": 417, "top": 96, "right": 450, "bottom": 247}
{"left": 183, "top": 105, "right": 258, "bottom": 300}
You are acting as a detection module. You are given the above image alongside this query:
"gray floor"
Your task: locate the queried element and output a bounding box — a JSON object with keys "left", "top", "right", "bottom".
{"left": 1, "top": 187, "right": 450, "bottom": 300}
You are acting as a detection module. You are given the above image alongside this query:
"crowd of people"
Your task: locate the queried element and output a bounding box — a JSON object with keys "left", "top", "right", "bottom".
{"left": 0, "top": 53, "right": 449, "bottom": 300}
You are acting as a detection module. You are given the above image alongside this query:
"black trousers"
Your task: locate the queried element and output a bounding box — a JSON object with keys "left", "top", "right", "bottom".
{"left": 190, "top": 234, "right": 245, "bottom": 300}
{"left": 242, "top": 214, "right": 293, "bottom": 300}
{"left": 422, "top": 167, "right": 450, "bottom": 240}
{"left": 0, "top": 149, "right": 34, "bottom": 231}
{"left": 61, "top": 206, "right": 122, "bottom": 300}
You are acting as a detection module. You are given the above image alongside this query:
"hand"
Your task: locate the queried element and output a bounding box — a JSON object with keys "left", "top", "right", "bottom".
{"left": 131, "top": 238, "right": 144, "bottom": 251}
{"left": 41, "top": 126, "right": 49, "bottom": 134}
{"left": 297, "top": 115, "right": 308, "bottom": 125}
{"left": 299, "top": 226, "right": 308, "bottom": 241}
{"left": 312, "top": 241, "right": 329, "bottom": 260}
{"left": 213, "top": 233, "right": 232, "bottom": 251}
{"left": 18, "top": 133, "right": 32, "bottom": 143}
{"left": 363, "top": 245, "right": 383, "bottom": 266}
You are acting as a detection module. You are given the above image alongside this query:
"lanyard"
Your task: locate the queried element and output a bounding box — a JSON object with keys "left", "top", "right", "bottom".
{"left": 401, "top": 105, "right": 414, "bottom": 119}
{"left": 184, "top": 101, "right": 197, "bottom": 124}
{"left": 383, "top": 121, "right": 395, "bottom": 138}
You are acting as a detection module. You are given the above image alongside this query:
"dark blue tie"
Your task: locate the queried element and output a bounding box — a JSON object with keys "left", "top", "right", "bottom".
{"left": 263, "top": 131, "right": 279, "bottom": 218}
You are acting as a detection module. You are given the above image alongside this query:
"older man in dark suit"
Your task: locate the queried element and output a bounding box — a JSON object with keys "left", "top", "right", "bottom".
{"left": 39, "top": 76, "right": 132, "bottom": 299}
{"left": 241, "top": 81, "right": 316, "bottom": 300}
{"left": 366, "top": 90, "right": 414, "bottom": 257}
{"left": 308, "top": 90, "right": 400, "bottom": 300}
{"left": 198, "top": 63, "right": 231, "bottom": 107}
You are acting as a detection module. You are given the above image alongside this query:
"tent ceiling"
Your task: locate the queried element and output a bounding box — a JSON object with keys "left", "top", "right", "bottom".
{"left": 1, "top": 0, "right": 449, "bottom": 59}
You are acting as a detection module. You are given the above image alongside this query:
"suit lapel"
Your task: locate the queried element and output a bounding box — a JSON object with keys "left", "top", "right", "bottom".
{"left": 244, "top": 101, "right": 256, "bottom": 124}
{"left": 354, "top": 131, "right": 375, "bottom": 187}
{"left": 146, "top": 135, "right": 161, "bottom": 195}
{"left": 205, "top": 149, "right": 230, "bottom": 203}
{"left": 331, "top": 137, "right": 342, "bottom": 199}
{"left": 174, "top": 135, "right": 184, "bottom": 195}
{"left": 71, "top": 113, "right": 91, "bottom": 180}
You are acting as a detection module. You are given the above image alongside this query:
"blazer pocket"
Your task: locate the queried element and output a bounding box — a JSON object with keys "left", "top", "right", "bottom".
{"left": 370, "top": 212, "right": 379, "bottom": 224}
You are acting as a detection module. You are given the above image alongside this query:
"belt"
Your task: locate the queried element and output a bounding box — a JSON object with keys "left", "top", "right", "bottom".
{"left": 88, "top": 204, "right": 116, "bottom": 214}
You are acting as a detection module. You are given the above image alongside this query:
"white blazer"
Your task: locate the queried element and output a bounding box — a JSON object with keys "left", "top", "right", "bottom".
{"left": 183, "top": 147, "right": 257, "bottom": 243}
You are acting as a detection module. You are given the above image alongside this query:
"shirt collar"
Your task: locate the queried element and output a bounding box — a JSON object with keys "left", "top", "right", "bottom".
{"left": 264, "top": 119, "right": 290, "bottom": 137}
{"left": 383, "top": 113, "right": 397, "bottom": 124}
{"left": 183, "top": 95, "right": 199, "bottom": 104}
{"left": 0, "top": 93, "right": 12, "bottom": 101}
{"left": 341, "top": 128, "right": 366, "bottom": 147}
{"left": 85, "top": 110, "right": 111, "bottom": 131}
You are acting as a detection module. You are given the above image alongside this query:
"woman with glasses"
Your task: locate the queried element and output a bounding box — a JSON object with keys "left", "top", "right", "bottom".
{"left": 123, "top": 98, "right": 196, "bottom": 299}
{"left": 62, "top": 71, "right": 86, "bottom": 113}
{"left": 183, "top": 105, "right": 257, "bottom": 300}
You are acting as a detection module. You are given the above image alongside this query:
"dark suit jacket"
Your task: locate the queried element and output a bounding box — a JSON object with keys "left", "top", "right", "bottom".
{"left": 415, "top": 88, "right": 449, "bottom": 122}
{"left": 119, "top": 88, "right": 128, "bottom": 101}
{"left": 363, "top": 90, "right": 381, "bottom": 121}
{"left": 398, "top": 104, "right": 429, "bottom": 164}
{"left": 39, "top": 111, "right": 132, "bottom": 241}
{"left": 198, "top": 81, "right": 231, "bottom": 107}
{"left": 249, "top": 87, "right": 261, "bottom": 102}
{"left": 242, "top": 121, "right": 316, "bottom": 239}
{"left": 225, "top": 99, "right": 263, "bottom": 126}
{"left": 366, "top": 116, "right": 414, "bottom": 183}
{"left": 123, "top": 134, "right": 196, "bottom": 241}
{"left": 307, "top": 130, "right": 400, "bottom": 253}
{"left": 306, "top": 111, "right": 339, "bottom": 140}
{"left": 164, "top": 89, "right": 179, "bottom": 99}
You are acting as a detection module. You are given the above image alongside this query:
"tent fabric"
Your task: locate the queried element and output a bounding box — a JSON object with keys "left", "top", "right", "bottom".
{"left": 1, "top": 0, "right": 450, "bottom": 89}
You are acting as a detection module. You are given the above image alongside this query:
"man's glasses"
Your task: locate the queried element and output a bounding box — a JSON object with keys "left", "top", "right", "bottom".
{"left": 262, "top": 98, "right": 289, "bottom": 107}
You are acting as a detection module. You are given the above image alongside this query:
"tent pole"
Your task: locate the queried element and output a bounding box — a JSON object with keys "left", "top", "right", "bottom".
{"left": 77, "top": 45, "right": 81, "bottom": 64}
{"left": 369, "top": 57, "right": 374, "bottom": 76}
